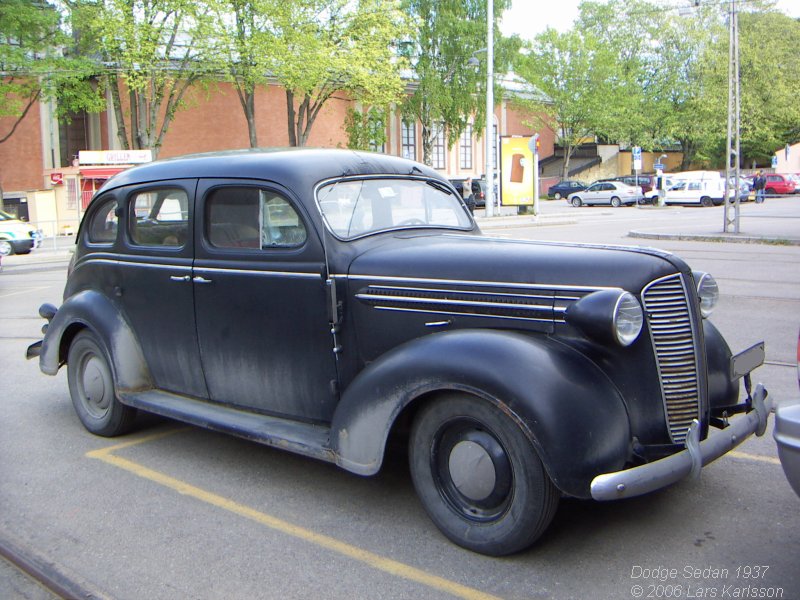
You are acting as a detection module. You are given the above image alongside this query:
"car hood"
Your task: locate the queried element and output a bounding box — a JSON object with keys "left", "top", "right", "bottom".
{"left": 346, "top": 231, "right": 688, "bottom": 294}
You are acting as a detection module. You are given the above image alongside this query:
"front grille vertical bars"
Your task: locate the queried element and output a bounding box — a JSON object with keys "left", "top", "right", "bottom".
{"left": 641, "top": 274, "right": 701, "bottom": 445}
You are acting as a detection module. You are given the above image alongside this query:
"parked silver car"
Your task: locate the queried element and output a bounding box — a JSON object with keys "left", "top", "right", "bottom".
{"left": 567, "top": 181, "right": 643, "bottom": 207}
{"left": 774, "top": 330, "right": 800, "bottom": 497}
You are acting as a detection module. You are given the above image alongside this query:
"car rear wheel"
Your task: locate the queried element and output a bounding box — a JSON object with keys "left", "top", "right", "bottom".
{"left": 553, "top": 192, "right": 562, "bottom": 200}
{"left": 67, "top": 330, "right": 137, "bottom": 437}
{"left": 610, "top": 196, "right": 621, "bottom": 208}
{"left": 571, "top": 197, "right": 582, "bottom": 207}
{"left": 701, "top": 196, "right": 713, "bottom": 207}
{"left": 0, "top": 240, "right": 11, "bottom": 257}
{"left": 409, "top": 393, "right": 559, "bottom": 556}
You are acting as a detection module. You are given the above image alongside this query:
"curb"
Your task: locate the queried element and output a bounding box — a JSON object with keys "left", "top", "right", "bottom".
{"left": 628, "top": 230, "right": 800, "bottom": 246}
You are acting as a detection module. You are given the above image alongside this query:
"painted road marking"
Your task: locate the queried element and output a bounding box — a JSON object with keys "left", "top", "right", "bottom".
{"left": 729, "top": 450, "right": 782, "bottom": 466}
{"left": 87, "top": 429, "right": 501, "bottom": 600}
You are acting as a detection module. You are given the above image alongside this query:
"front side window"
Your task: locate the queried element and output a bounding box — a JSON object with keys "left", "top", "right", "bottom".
{"left": 317, "top": 178, "right": 473, "bottom": 240}
{"left": 87, "top": 197, "right": 118, "bottom": 244}
{"left": 130, "top": 188, "right": 189, "bottom": 247}
{"left": 206, "top": 187, "right": 307, "bottom": 250}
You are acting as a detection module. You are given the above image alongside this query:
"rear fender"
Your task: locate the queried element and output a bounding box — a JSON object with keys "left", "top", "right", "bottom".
{"left": 331, "top": 329, "right": 630, "bottom": 498}
{"left": 39, "top": 290, "right": 151, "bottom": 391}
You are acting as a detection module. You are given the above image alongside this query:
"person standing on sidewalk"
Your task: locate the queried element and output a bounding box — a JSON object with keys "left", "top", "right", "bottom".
{"left": 461, "top": 177, "right": 475, "bottom": 214}
{"left": 753, "top": 171, "right": 766, "bottom": 203}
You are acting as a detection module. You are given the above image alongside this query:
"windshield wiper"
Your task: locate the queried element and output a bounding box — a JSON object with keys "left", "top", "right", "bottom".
{"left": 425, "top": 179, "right": 453, "bottom": 195}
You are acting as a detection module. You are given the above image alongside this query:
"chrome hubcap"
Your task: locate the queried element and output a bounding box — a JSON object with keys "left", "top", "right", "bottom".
{"left": 449, "top": 441, "right": 496, "bottom": 501}
{"left": 82, "top": 356, "right": 110, "bottom": 416}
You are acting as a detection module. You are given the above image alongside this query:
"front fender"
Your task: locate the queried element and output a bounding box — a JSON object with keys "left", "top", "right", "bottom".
{"left": 38, "top": 290, "right": 151, "bottom": 391}
{"left": 331, "top": 329, "right": 630, "bottom": 498}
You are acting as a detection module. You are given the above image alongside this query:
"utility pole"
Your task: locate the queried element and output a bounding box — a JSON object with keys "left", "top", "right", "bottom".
{"left": 723, "top": 0, "right": 741, "bottom": 233}
{"left": 484, "top": 0, "right": 495, "bottom": 218}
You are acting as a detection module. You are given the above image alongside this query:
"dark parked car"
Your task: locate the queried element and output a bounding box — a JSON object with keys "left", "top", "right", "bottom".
{"left": 547, "top": 179, "right": 586, "bottom": 200}
{"left": 27, "top": 149, "right": 772, "bottom": 556}
{"left": 449, "top": 178, "right": 487, "bottom": 208}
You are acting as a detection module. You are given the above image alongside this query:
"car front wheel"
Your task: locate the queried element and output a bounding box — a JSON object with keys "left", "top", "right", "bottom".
{"left": 409, "top": 393, "right": 559, "bottom": 556}
{"left": 610, "top": 196, "right": 621, "bottom": 208}
{"left": 67, "top": 330, "right": 137, "bottom": 436}
{"left": 571, "top": 197, "right": 582, "bottom": 207}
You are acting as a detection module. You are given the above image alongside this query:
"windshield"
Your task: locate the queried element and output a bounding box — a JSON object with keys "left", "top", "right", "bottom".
{"left": 316, "top": 177, "right": 473, "bottom": 240}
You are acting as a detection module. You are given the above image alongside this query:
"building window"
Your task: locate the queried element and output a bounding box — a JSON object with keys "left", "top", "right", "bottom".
{"left": 432, "top": 126, "right": 446, "bottom": 170}
{"left": 459, "top": 124, "right": 473, "bottom": 170}
{"left": 401, "top": 121, "right": 416, "bottom": 161}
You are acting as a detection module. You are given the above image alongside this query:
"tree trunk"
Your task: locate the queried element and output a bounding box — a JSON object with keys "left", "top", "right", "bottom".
{"left": 245, "top": 91, "right": 257, "bottom": 148}
{"left": 286, "top": 90, "right": 297, "bottom": 147}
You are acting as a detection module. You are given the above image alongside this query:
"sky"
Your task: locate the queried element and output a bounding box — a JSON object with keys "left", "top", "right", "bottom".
{"left": 500, "top": 0, "right": 800, "bottom": 41}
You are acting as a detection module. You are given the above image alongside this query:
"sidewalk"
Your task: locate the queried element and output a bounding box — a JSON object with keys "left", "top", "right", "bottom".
{"left": 474, "top": 201, "right": 800, "bottom": 245}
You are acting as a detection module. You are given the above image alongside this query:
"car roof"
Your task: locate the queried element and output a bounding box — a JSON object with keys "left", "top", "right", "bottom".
{"left": 98, "top": 148, "right": 444, "bottom": 196}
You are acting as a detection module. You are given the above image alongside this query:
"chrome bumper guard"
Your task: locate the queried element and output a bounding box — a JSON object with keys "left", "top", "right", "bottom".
{"left": 591, "top": 382, "right": 771, "bottom": 501}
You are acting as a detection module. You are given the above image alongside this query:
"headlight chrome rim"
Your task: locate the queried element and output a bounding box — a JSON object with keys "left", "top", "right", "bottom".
{"left": 695, "top": 272, "right": 719, "bottom": 318}
{"left": 613, "top": 291, "right": 644, "bottom": 347}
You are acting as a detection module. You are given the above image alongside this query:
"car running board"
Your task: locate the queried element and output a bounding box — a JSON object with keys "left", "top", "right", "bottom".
{"left": 118, "top": 390, "right": 335, "bottom": 464}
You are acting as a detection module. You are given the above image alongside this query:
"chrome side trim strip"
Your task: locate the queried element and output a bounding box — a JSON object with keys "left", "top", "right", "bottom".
{"left": 369, "top": 305, "right": 562, "bottom": 324}
{"left": 357, "top": 293, "right": 556, "bottom": 314}
{"left": 341, "top": 273, "right": 616, "bottom": 294}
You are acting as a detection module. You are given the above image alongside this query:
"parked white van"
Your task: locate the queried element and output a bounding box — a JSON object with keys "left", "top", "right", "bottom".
{"left": 657, "top": 171, "right": 728, "bottom": 207}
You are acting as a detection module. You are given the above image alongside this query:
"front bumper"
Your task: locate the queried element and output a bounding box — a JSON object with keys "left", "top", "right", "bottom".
{"left": 591, "top": 382, "right": 771, "bottom": 501}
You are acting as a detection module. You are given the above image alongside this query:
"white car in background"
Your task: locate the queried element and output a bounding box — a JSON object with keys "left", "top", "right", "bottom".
{"left": 567, "top": 181, "right": 643, "bottom": 207}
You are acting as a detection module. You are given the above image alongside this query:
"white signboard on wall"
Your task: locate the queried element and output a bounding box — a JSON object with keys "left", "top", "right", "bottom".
{"left": 79, "top": 150, "right": 153, "bottom": 165}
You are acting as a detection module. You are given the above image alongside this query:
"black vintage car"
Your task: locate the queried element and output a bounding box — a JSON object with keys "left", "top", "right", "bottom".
{"left": 27, "top": 149, "right": 771, "bottom": 556}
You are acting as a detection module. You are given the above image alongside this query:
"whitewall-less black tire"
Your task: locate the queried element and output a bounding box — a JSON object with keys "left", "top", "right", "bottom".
{"left": 67, "top": 330, "right": 137, "bottom": 436}
{"left": 409, "top": 394, "right": 559, "bottom": 556}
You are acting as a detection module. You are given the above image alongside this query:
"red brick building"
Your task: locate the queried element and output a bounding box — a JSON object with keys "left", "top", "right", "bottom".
{"left": 0, "top": 79, "right": 552, "bottom": 228}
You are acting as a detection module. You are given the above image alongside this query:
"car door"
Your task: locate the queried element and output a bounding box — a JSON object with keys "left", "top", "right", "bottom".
{"left": 118, "top": 181, "right": 208, "bottom": 399}
{"left": 582, "top": 183, "right": 602, "bottom": 205}
{"left": 192, "top": 180, "right": 339, "bottom": 423}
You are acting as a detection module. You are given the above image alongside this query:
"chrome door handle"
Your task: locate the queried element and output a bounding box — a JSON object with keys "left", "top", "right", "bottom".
{"left": 193, "top": 276, "right": 213, "bottom": 284}
{"left": 170, "top": 275, "right": 191, "bottom": 282}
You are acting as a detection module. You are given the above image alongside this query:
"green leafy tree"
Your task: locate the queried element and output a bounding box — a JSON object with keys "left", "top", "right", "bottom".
{"left": 344, "top": 106, "right": 387, "bottom": 150}
{"left": 1, "top": 0, "right": 101, "bottom": 204}
{"left": 400, "top": 0, "right": 515, "bottom": 166}
{"left": 68, "top": 0, "right": 220, "bottom": 158}
{"left": 514, "top": 28, "right": 619, "bottom": 180}
{"left": 208, "top": 0, "right": 277, "bottom": 148}
{"left": 262, "top": 0, "right": 407, "bottom": 147}
{"left": 724, "top": 10, "right": 800, "bottom": 165}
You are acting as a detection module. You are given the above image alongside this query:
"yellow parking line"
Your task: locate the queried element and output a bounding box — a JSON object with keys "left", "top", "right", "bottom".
{"left": 87, "top": 431, "right": 502, "bottom": 600}
{"left": 729, "top": 451, "right": 781, "bottom": 466}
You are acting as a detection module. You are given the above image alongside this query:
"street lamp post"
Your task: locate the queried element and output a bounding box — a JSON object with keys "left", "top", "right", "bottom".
{"left": 484, "top": 0, "right": 495, "bottom": 218}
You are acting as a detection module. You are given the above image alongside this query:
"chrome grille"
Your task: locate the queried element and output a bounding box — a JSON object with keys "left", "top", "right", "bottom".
{"left": 641, "top": 274, "right": 700, "bottom": 445}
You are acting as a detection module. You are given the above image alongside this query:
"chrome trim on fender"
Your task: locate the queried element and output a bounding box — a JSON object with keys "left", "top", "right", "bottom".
{"left": 591, "top": 383, "right": 771, "bottom": 501}
{"left": 342, "top": 273, "right": 617, "bottom": 294}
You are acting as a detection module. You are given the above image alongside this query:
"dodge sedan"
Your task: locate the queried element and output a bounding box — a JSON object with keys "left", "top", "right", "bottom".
{"left": 27, "top": 149, "right": 771, "bottom": 556}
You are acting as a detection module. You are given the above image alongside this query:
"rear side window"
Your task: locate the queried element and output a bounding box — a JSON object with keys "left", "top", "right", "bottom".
{"left": 130, "top": 189, "right": 189, "bottom": 247}
{"left": 206, "top": 187, "right": 307, "bottom": 249}
{"left": 86, "top": 197, "right": 118, "bottom": 244}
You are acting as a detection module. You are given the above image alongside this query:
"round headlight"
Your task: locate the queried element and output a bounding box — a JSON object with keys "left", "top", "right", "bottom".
{"left": 695, "top": 272, "right": 719, "bottom": 318}
{"left": 614, "top": 292, "right": 644, "bottom": 346}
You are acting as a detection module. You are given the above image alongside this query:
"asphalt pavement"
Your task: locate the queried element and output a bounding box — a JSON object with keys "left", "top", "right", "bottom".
{"left": 473, "top": 197, "right": 800, "bottom": 245}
